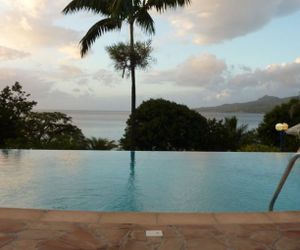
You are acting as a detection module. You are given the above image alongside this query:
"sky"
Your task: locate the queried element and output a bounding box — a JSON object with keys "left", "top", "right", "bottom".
{"left": 0, "top": 0, "right": 300, "bottom": 110}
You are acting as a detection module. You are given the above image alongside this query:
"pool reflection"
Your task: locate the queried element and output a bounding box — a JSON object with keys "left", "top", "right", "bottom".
{"left": 124, "top": 151, "right": 140, "bottom": 211}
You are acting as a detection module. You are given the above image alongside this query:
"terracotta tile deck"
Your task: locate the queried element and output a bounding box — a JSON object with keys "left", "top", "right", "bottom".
{"left": 0, "top": 208, "right": 300, "bottom": 249}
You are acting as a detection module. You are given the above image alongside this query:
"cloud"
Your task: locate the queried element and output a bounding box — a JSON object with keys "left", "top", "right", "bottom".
{"left": 142, "top": 53, "right": 300, "bottom": 105}
{"left": 277, "top": 0, "right": 300, "bottom": 16}
{"left": 0, "top": 66, "right": 131, "bottom": 110}
{"left": 48, "top": 66, "right": 122, "bottom": 87}
{"left": 169, "top": 0, "right": 300, "bottom": 44}
{"left": 0, "top": 0, "right": 79, "bottom": 49}
{"left": 0, "top": 46, "right": 30, "bottom": 61}
{"left": 2, "top": 0, "right": 47, "bottom": 18}
{"left": 37, "top": 90, "right": 131, "bottom": 110}
{"left": 231, "top": 58, "right": 300, "bottom": 89}
{"left": 216, "top": 89, "right": 231, "bottom": 100}
{"left": 0, "top": 15, "right": 79, "bottom": 48}
{"left": 59, "top": 43, "right": 82, "bottom": 60}
{"left": 1, "top": 54, "right": 299, "bottom": 109}
{"left": 0, "top": 67, "right": 54, "bottom": 100}
{"left": 93, "top": 69, "right": 122, "bottom": 86}
{"left": 144, "top": 54, "right": 227, "bottom": 87}
{"left": 59, "top": 65, "right": 84, "bottom": 78}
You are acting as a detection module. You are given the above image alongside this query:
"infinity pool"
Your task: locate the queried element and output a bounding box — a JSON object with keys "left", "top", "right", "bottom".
{"left": 0, "top": 150, "right": 299, "bottom": 212}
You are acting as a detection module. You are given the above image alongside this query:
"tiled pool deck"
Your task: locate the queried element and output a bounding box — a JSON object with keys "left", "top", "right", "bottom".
{"left": 0, "top": 208, "right": 300, "bottom": 249}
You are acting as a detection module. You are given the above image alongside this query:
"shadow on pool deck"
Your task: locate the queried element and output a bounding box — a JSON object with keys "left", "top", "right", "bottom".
{"left": 0, "top": 208, "right": 300, "bottom": 249}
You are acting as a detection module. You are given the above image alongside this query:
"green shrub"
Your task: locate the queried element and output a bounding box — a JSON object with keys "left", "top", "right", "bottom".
{"left": 121, "top": 98, "right": 208, "bottom": 151}
{"left": 258, "top": 99, "right": 300, "bottom": 151}
{"left": 239, "top": 144, "right": 280, "bottom": 152}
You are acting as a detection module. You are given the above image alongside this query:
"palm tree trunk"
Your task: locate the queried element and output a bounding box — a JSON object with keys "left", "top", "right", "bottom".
{"left": 129, "top": 20, "right": 136, "bottom": 150}
{"left": 130, "top": 21, "right": 136, "bottom": 115}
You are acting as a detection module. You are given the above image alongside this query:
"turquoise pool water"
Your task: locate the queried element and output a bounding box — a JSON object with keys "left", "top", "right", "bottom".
{"left": 0, "top": 150, "right": 299, "bottom": 212}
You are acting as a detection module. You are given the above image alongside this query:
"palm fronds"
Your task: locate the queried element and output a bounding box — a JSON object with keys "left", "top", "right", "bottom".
{"left": 80, "top": 18, "right": 122, "bottom": 57}
{"left": 146, "top": 0, "right": 191, "bottom": 12}
{"left": 62, "top": 0, "right": 111, "bottom": 16}
{"left": 135, "top": 7, "right": 155, "bottom": 34}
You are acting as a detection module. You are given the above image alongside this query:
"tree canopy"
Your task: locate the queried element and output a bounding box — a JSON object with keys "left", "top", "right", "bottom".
{"left": 205, "top": 117, "right": 248, "bottom": 151}
{"left": 121, "top": 99, "right": 208, "bottom": 151}
{"left": 62, "top": 0, "right": 190, "bottom": 57}
{"left": 120, "top": 99, "right": 251, "bottom": 151}
{"left": 0, "top": 83, "right": 116, "bottom": 150}
{"left": 21, "top": 112, "right": 87, "bottom": 150}
{"left": 0, "top": 82, "right": 36, "bottom": 147}
{"left": 257, "top": 98, "right": 300, "bottom": 151}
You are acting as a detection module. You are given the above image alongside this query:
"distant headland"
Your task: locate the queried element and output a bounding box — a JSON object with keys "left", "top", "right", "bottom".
{"left": 196, "top": 95, "right": 299, "bottom": 113}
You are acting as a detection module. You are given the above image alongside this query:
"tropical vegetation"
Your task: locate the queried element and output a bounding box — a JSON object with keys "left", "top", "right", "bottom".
{"left": 0, "top": 83, "right": 116, "bottom": 150}
{"left": 205, "top": 117, "right": 248, "bottom": 151}
{"left": 62, "top": 0, "right": 190, "bottom": 148}
{"left": 121, "top": 98, "right": 300, "bottom": 152}
{"left": 120, "top": 99, "right": 250, "bottom": 151}
{"left": 1, "top": 83, "right": 299, "bottom": 152}
{"left": 239, "top": 144, "right": 279, "bottom": 152}
{"left": 257, "top": 98, "right": 300, "bottom": 151}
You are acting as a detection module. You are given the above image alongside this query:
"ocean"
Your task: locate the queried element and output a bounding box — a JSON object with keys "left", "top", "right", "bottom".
{"left": 62, "top": 110, "right": 264, "bottom": 141}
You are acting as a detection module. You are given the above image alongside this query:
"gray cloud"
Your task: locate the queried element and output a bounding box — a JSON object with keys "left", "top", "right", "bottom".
{"left": 0, "top": 66, "right": 131, "bottom": 110}
{"left": 277, "top": 0, "right": 300, "bottom": 16}
{"left": 0, "top": 67, "right": 53, "bottom": 100}
{"left": 38, "top": 90, "right": 131, "bottom": 110}
{"left": 59, "top": 65, "right": 84, "bottom": 78}
{"left": 0, "top": 46, "right": 30, "bottom": 60}
{"left": 144, "top": 54, "right": 227, "bottom": 87}
{"left": 142, "top": 54, "right": 300, "bottom": 105}
{"left": 169, "top": 0, "right": 300, "bottom": 44}
{"left": 93, "top": 69, "right": 122, "bottom": 86}
{"left": 230, "top": 59, "right": 300, "bottom": 90}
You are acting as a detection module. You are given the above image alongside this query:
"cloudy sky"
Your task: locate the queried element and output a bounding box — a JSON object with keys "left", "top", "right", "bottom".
{"left": 0, "top": 0, "right": 300, "bottom": 110}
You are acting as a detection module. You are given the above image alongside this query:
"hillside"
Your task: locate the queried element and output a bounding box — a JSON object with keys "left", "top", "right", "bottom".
{"left": 196, "top": 95, "right": 298, "bottom": 113}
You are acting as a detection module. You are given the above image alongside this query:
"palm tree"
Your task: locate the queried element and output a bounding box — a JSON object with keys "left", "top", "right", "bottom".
{"left": 62, "top": 0, "right": 190, "bottom": 148}
{"left": 224, "top": 117, "right": 248, "bottom": 150}
{"left": 86, "top": 137, "right": 117, "bottom": 150}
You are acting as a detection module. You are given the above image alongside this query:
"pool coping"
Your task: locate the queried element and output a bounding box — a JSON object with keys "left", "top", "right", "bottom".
{"left": 0, "top": 207, "right": 300, "bottom": 225}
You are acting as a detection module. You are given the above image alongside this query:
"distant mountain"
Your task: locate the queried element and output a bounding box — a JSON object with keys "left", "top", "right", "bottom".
{"left": 196, "top": 95, "right": 298, "bottom": 113}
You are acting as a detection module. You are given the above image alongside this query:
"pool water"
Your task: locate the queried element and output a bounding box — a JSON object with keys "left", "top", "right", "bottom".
{"left": 0, "top": 150, "right": 299, "bottom": 212}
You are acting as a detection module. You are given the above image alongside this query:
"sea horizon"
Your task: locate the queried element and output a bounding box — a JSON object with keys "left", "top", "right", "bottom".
{"left": 35, "top": 108, "right": 265, "bottom": 114}
{"left": 34, "top": 110, "right": 264, "bottom": 141}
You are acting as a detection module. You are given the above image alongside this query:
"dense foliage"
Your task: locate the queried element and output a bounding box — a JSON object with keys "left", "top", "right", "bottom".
{"left": 0, "top": 83, "right": 116, "bottom": 150}
{"left": 86, "top": 137, "right": 117, "bottom": 150}
{"left": 120, "top": 99, "right": 249, "bottom": 151}
{"left": 21, "top": 112, "right": 87, "bottom": 150}
{"left": 106, "top": 41, "right": 154, "bottom": 78}
{"left": 205, "top": 117, "right": 248, "bottom": 151}
{"left": 239, "top": 144, "right": 279, "bottom": 152}
{"left": 3, "top": 83, "right": 299, "bottom": 152}
{"left": 0, "top": 82, "right": 36, "bottom": 147}
{"left": 257, "top": 99, "right": 300, "bottom": 151}
{"left": 121, "top": 99, "right": 208, "bottom": 150}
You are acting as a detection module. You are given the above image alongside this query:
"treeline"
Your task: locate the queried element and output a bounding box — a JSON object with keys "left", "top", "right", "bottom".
{"left": 0, "top": 82, "right": 116, "bottom": 150}
{"left": 1, "top": 83, "right": 299, "bottom": 151}
{"left": 120, "top": 98, "right": 300, "bottom": 152}
{"left": 121, "top": 99, "right": 249, "bottom": 151}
